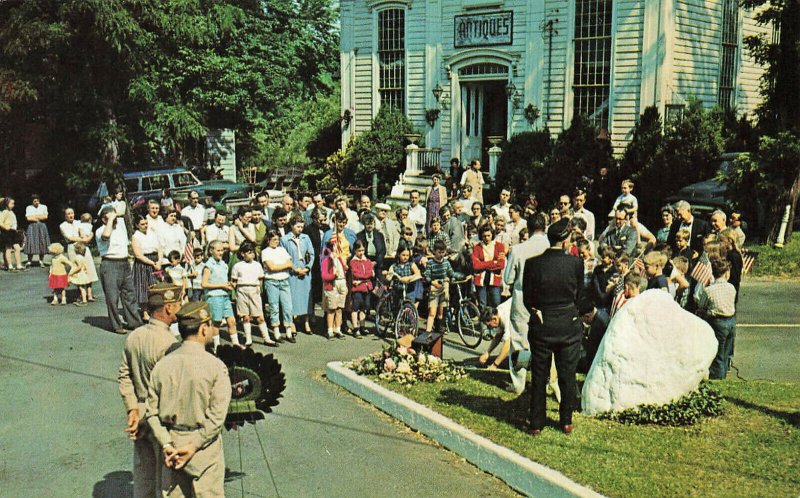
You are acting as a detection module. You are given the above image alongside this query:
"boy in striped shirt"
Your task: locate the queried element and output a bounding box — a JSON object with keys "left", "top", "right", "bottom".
{"left": 424, "top": 240, "right": 457, "bottom": 334}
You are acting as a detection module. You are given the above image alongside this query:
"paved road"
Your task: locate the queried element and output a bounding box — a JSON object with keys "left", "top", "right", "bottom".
{"left": 0, "top": 267, "right": 516, "bottom": 498}
{"left": 0, "top": 269, "right": 797, "bottom": 497}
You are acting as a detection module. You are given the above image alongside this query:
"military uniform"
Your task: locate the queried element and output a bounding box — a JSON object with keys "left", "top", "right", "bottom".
{"left": 146, "top": 302, "right": 231, "bottom": 497}
{"left": 118, "top": 283, "right": 181, "bottom": 498}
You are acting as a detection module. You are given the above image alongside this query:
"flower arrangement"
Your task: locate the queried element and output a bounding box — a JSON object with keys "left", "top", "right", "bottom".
{"left": 346, "top": 342, "right": 466, "bottom": 385}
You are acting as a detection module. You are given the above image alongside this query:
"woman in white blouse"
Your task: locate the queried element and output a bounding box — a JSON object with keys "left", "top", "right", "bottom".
{"left": 59, "top": 208, "right": 91, "bottom": 261}
{"left": 131, "top": 214, "right": 162, "bottom": 320}
{"left": 23, "top": 194, "right": 50, "bottom": 267}
{"left": 156, "top": 207, "right": 187, "bottom": 262}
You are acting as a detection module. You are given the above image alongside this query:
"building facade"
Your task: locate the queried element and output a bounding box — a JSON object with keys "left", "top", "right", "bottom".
{"left": 340, "top": 0, "right": 770, "bottom": 171}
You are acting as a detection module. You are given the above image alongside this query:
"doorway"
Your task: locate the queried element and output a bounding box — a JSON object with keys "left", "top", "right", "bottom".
{"left": 460, "top": 80, "right": 508, "bottom": 168}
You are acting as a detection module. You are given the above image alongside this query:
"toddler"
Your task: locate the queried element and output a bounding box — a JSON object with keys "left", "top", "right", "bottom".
{"left": 188, "top": 247, "right": 205, "bottom": 301}
{"left": 48, "top": 243, "right": 71, "bottom": 305}
{"left": 164, "top": 250, "right": 189, "bottom": 298}
{"left": 611, "top": 179, "right": 638, "bottom": 215}
{"left": 68, "top": 243, "right": 91, "bottom": 306}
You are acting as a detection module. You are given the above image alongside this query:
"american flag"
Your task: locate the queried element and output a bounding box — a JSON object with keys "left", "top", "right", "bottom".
{"left": 690, "top": 259, "right": 713, "bottom": 286}
{"left": 183, "top": 239, "right": 195, "bottom": 266}
{"left": 610, "top": 291, "right": 628, "bottom": 317}
{"left": 743, "top": 251, "right": 757, "bottom": 274}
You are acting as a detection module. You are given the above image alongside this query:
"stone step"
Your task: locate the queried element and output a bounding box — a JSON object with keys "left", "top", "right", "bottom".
{"left": 386, "top": 173, "right": 435, "bottom": 207}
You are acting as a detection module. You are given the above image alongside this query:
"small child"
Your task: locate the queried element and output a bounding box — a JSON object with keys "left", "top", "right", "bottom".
{"left": 674, "top": 228, "right": 696, "bottom": 271}
{"left": 696, "top": 259, "right": 737, "bottom": 379}
{"left": 261, "top": 230, "right": 297, "bottom": 343}
{"left": 78, "top": 213, "right": 94, "bottom": 245}
{"left": 592, "top": 246, "right": 617, "bottom": 309}
{"left": 77, "top": 213, "right": 98, "bottom": 302}
{"left": 606, "top": 252, "right": 630, "bottom": 301}
{"left": 611, "top": 179, "right": 638, "bottom": 215}
{"left": 188, "top": 247, "right": 205, "bottom": 301}
{"left": 412, "top": 238, "right": 430, "bottom": 307}
{"left": 643, "top": 250, "right": 669, "bottom": 291}
{"left": 577, "top": 238, "right": 597, "bottom": 288}
{"left": 68, "top": 243, "right": 91, "bottom": 306}
{"left": 349, "top": 240, "right": 375, "bottom": 338}
{"left": 231, "top": 242, "right": 274, "bottom": 347}
{"left": 610, "top": 272, "right": 646, "bottom": 317}
{"left": 202, "top": 240, "right": 240, "bottom": 349}
{"left": 386, "top": 242, "right": 421, "bottom": 311}
{"left": 321, "top": 238, "right": 348, "bottom": 339}
{"left": 424, "top": 240, "right": 457, "bottom": 334}
{"left": 669, "top": 255, "right": 691, "bottom": 306}
{"left": 48, "top": 243, "right": 71, "bottom": 305}
{"left": 164, "top": 250, "right": 189, "bottom": 298}
{"left": 427, "top": 216, "right": 450, "bottom": 249}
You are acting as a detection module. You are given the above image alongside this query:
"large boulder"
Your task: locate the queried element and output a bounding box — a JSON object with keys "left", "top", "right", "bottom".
{"left": 581, "top": 289, "right": 718, "bottom": 416}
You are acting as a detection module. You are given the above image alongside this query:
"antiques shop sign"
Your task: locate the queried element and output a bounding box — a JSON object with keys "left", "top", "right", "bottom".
{"left": 454, "top": 11, "right": 513, "bottom": 48}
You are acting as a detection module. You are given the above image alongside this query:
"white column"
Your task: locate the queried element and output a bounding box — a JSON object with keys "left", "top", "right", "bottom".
{"left": 405, "top": 143, "right": 420, "bottom": 175}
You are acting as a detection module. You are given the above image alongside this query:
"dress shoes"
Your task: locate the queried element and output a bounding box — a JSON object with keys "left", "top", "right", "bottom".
{"left": 561, "top": 424, "right": 574, "bottom": 435}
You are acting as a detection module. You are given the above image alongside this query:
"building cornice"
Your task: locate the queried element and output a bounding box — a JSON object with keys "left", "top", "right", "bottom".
{"left": 366, "top": 0, "right": 412, "bottom": 11}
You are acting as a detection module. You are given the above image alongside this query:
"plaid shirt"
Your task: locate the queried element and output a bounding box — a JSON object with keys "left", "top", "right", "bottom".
{"left": 428, "top": 231, "right": 450, "bottom": 250}
{"left": 697, "top": 278, "right": 736, "bottom": 317}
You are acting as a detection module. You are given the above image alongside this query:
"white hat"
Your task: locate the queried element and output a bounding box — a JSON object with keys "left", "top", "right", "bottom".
{"left": 375, "top": 203, "right": 391, "bottom": 211}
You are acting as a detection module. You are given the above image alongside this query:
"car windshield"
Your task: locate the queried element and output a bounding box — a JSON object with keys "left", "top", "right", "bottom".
{"left": 174, "top": 172, "right": 200, "bottom": 188}
{"left": 125, "top": 179, "right": 139, "bottom": 193}
{"left": 142, "top": 175, "right": 169, "bottom": 192}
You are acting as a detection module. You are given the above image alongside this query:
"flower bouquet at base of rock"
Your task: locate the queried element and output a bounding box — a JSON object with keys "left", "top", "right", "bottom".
{"left": 346, "top": 343, "right": 466, "bottom": 385}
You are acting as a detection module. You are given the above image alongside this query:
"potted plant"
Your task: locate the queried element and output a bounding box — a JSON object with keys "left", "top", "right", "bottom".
{"left": 425, "top": 108, "right": 440, "bottom": 127}
{"left": 524, "top": 103, "right": 540, "bottom": 127}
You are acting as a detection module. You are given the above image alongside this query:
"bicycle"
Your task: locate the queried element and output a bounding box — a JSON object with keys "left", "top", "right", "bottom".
{"left": 374, "top": 277, "right": 420, "bottom": 340}
{"left": 441, "top": 275, "right": 483, "bottom": 348}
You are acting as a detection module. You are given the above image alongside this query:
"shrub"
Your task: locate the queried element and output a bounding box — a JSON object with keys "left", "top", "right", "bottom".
{"left": 495, "top": 129, "right": 552, "bottom": 198}
{"left": 344, "top": 107, "right": 417, "bottom": 196}
{"left": 598, "top": 381, "right": 724, "bottom": 426}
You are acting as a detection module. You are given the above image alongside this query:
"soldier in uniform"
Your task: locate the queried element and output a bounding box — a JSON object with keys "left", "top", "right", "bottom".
{"left": 146, "top": 301, "right": 232, "bottom": 497}
{"left": 118, "top": 282, "right": 182, "bottom": 497}
{"left": 522, "top": 218, "right": 589, "bottom": 436}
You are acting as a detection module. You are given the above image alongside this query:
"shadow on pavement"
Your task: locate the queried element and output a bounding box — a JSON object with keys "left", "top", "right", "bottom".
{"left": 725, "top": 397, "right": 800, "bottom": 428}
{"left": 82, "top": 315, "right": 113, "bottom": 332}
{"left": 92, "top": 470, "right": 133, "bottom": 498}
{"left": 0, "top": 353, "right": 117, "bottom": 384}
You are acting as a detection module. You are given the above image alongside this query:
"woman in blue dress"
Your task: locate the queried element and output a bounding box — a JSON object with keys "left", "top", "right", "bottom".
{"left": 281, "top": 215, "right": 316, "bottom": 334}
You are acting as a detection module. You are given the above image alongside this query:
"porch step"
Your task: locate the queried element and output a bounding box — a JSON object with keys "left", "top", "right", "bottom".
{"left": 386, "top": 173, "right": 435, "bottom": 207}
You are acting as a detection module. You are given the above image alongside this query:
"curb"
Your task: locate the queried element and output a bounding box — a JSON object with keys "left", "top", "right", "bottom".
{"left": 326, "top": 361, "right": 604, "bottom": 498}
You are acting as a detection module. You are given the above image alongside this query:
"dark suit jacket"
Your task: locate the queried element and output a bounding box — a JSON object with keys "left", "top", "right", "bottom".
{"left": 667, "top": 217, "right": 710, "bottom": 255}
{"left": 303, "top": 222, "right": 326, "bottom": 302}
{"left": 601, "top": 223, "right": 638, "bottom": 257}
{"left": 522, "top": 248, "right": 587, "bottom": 343}
{"left": 356, "top": 229, "right": 386, "bottom": 275}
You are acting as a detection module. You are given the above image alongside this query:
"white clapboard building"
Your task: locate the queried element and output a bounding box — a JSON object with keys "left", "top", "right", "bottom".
{"left": 340, "top": 0, "right": 771, "bottom": 172}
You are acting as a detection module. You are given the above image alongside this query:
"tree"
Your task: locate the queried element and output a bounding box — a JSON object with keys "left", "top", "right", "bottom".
{"left": 344, "top": 107, "right": 416, "bottom": 197}
{"left": 618, "top": 106, "right": 663, "bottom": 182}
{"left": 495, "top": 129, "right": 552, "bottom": 198}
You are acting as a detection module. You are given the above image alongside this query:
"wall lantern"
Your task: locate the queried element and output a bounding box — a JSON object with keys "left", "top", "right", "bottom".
{"left": 505, "top": 80, "right": 517, "bottom": 99}
{"left": 432, "top": 83, "right": 443, "bottom": 102}
{"left": 440, "top": 93, "right": 450, "bottom": 110}
{"left": 665, "top": 104, "right": 685, "bottom": 125}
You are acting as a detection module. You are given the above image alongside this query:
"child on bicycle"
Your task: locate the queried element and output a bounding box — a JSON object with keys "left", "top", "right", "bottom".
{"left": 424, "top": 240, "right": 457, "bottom": 334}
{"left": 386, "top": 241, "right": 421, "bottom": 311}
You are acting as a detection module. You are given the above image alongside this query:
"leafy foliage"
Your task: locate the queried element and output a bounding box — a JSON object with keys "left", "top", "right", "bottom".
{"left": 599, "top": 382, "right": 724, "bottom": 426}
{"left": 344, "top": 107, "right": 416, "bottom": 196}
{"left": 494, "top": 129, "right": 552, "bottom": 196}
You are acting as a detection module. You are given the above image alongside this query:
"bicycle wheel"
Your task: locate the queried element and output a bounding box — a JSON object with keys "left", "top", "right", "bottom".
{"left": 394, "top": 302, "right": 419, "bottom": 340}
{"left": 375, "top": 295, "right": 395, "bottom": 337}
{"left": 457, "top": 300, "right": 483, "bottom": 348}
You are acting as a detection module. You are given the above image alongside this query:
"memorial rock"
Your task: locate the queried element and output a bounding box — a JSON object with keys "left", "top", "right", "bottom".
{"left": 581, "top": 289, "right": 718, "bottom": 416}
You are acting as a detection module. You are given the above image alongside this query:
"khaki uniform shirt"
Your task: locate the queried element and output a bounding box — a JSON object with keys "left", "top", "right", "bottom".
{"left": 146, "top": 342, "right": 231, "bottom": 453}
{"left": 118, "top": 319, "right": 179, "bottom": 413}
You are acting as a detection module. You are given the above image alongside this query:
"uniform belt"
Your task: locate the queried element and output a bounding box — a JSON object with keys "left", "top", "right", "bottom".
{"left": 539, "top": 303, "right": 577, "bottom": 313}
{"left": 165, "top": 423, "right": 201, "bottom": 431}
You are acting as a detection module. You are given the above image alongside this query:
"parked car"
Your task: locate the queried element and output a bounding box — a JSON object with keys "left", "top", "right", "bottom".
{"left": 665, "top": 153, "right": 746, "bottom": 216}
{"left": 89, "top": 168, "right": 252, "bottom": 211}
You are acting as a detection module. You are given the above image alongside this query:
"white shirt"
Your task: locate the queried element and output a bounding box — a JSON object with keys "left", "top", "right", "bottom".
{"left": 492, "top": 203, "right": 510, "bottom": 222}
{"left": 459, "top": 196, "right": 475, "bottom": 214}
{"left": 96, "top": 222, "right": 129, "bottom": 259}
{"left": 78, "top": 222, "right": 94, "bottom": 241}
{"left": 132, "top": 230, "right": 160, "bottom": 254}
{"left": 182, "top": 204, "right": 206, "bottom": 230}
{"left": 408, "top": 204, "right": 426, "bottom": 227}
{"left": 507, "top": 218, "right": 527, "bottom": 245}
{"left": 261, "top": 246, "right": 292, "bottom": 280}
{"left": 157, "top": 222, "right": 187, "bottom": 258}
{"left": 503, "top": 232, "right": 550, "bottom": 346}
{"left": 205, "top": 224, "right": 230, "bottom": 245}
{"left": 25, "top": 204, "right": 48, "bottom": 220}
{"left": 231, "top": 260, "right": 264, "bottom": 285}
{"left": 60, "top": 220, "right": 81, "bottom": 244}
{"left": 146, "top": 214, "right": 165, "bottom": 235}
{"left": 572, "top": 208, "right": 596, "bottom": 241}
{"left": 112, "top": 200, "right": 127, "bottom": 216}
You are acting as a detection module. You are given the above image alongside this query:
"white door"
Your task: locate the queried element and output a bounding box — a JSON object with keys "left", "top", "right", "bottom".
{"left": 461, "top": 83, "right": 484, "bottom": 164}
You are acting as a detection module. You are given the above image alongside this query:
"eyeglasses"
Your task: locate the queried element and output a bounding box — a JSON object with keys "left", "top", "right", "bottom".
{"left": 189, "top": 197, "right": 199, "bottom": 200}
{"left": 559, "top": 202, "right": 570, "bottom": 206}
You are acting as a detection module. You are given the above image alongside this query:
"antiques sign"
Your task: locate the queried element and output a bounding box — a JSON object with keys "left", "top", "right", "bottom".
{"left": 454, "top": 11, "right": 513, "bottom": 48}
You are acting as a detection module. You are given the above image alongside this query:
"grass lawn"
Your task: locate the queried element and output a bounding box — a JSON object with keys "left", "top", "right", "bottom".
{"left": 375, "top": 370, "right": 800, "bottom": 497}
{"left": 746, "top": 237, "right": 800, "bottom": 278}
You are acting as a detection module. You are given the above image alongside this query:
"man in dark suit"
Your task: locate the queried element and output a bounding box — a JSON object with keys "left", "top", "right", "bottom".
{"left": 303, "top": 207, "right": 328, "bottom": 309}
{"left": 522, "top": 218, "right": 589, "bottom": 436}
{"left": 599, "top": 208, "right": 638, "bottom": 257}
{"left": 667, "top": 200, "right": 711, "bottom": 255}
{"left": 356, "top": 213, "right": 386, "bottom": 281}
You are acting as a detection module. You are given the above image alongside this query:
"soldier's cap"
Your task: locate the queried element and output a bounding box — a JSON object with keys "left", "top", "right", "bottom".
{"left": 375, "top": 203, "right": 391, "bottom": 211}
{"left": 176, "top": 301, "right": 212, "bottom": 327}
{"left": 547, "top": 218, "right": 572, "bottom": 244}
{"left": 147, "top": 282, "right": 183, "bottom": 308}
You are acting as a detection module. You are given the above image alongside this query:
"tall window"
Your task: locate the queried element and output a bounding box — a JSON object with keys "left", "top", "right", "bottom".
{"left": 718, "top": 0, "right": 739, "bottom": 109}
{"left": 572, "top": 0, "right": 613, "bottom": 130}
{"left": 378, "top": 9, "right": 405, "bottom": 112}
